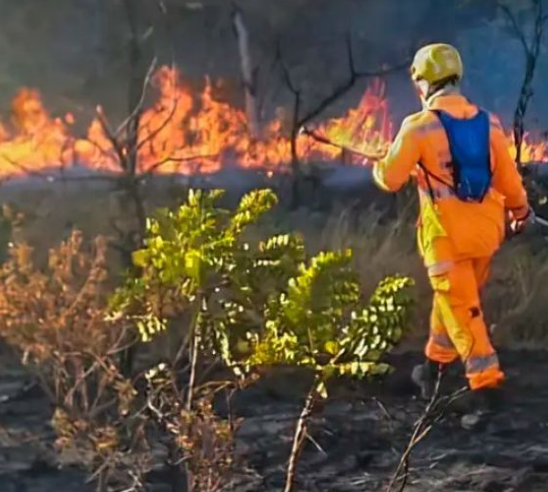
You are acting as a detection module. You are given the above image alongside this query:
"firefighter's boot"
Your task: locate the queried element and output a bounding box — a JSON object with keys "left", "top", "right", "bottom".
{"left": 460, "top": 387, "right": 504, "bottom": 431}
{"left": 411, "top": 359, "right": 442, "bottom": 400}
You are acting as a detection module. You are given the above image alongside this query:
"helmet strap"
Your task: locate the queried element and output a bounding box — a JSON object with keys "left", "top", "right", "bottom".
{"left": 415, "top": 79, "right": 431, "bottom": 105}
{"left": 424, "top": 77, "right": 460, "bottom": 106}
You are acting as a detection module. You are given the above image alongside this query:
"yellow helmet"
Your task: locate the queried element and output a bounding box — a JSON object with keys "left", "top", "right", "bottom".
{"left": 410, "top": 43, "right": 463, "bottom": 85}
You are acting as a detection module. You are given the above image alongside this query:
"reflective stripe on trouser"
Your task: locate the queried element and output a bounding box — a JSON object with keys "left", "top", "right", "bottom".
{"left": 425, "top": 257, "right": 505, "bottom": 390}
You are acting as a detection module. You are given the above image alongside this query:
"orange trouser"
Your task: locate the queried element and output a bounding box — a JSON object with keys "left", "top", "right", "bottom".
{"left": 425, "top": 257, "right": 504, "bottom": 390}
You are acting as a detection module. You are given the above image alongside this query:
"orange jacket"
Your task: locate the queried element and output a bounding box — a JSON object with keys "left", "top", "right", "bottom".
{"left": 373, "top": 94, "right": 529, "bottom": 270}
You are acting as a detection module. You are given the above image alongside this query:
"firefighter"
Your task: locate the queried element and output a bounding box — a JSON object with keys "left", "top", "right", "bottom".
{"left": 372, "top": 43, "right": 533, "bottom": 428}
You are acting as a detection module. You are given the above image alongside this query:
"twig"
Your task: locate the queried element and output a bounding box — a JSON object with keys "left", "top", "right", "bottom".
{"left": 135, "top": 92, "right": 181, "bottom": 155}
{"left": 386, "top": 368, "right": 468, "bottom": 492}
{"left": 257, "top": 40, "right": 285, "bottom": 119}
{"left": 115, "top": 56, "right": 159, "bottom": 138}
{"left": 372, "top": 396, "right": 396, "bottom": 424}
{"left": 95, "top": 109, "right": 126, "bottom": 170}
{"left": 283, "top": 380, "right": 319, "bottom": 492}
{"left": 305, "top": 431, "right": 327, "bottom": 456}
{"left": 499, "top": 3, "right": 530, "bottom": 52}
{"left": 277, "top": 40, "right": 303, "bottom": 207}
{"left": 186, "top": 320, "right": 201, "bottom": 412}
{"left": 297, "top": 42, "right": 409, "bottom": 129}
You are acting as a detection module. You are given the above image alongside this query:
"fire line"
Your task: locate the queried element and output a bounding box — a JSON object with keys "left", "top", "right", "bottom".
{"left": 0, "top": 66, "right": 545, "bottom": 180}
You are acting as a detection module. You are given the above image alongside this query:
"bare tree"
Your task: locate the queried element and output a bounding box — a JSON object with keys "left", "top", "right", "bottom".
{"left": 232, "top": 4, "right": 262, "bottom": 139}
{"left": 277, "top": 35, "right": 410, "bottom": 208}
{"left": 499, "top": 0, "right": 548, "bottom": 170}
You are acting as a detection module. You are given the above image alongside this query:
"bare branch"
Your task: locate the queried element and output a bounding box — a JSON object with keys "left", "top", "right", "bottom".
{"left": 115, "top": 57, "right": 159, "bottom": 137}
{"left": 499, "top": 2, "right": 530, "bottom": 53}
{"left": 386, "top": 369, "right": 468, "bottom": 492}
{"left": 297, "top": 56, "right": 409, "bottom": 129}
{"left": 95, "top": 108, "right": 126, "bottom": 171}
{"left": 135, "top": 94, "right": 181, "bottom": 155}
{"left": 278, "top": 40, "right": 302, "bottom": 177}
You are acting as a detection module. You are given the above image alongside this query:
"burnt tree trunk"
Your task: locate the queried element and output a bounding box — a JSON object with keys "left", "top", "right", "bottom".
{"left": 501, "top": 0, "right": 547, "bottom": 172}
{"left": 122, "top": 0, "right": 148, "bottom": 236}
{"left": 118, "top": 0, "right": 152, "bottom": 377}
{"left": 233, "top": 6, "right": 261, "bottom": 139}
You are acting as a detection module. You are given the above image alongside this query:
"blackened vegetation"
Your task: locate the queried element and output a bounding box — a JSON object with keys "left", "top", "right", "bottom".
{"left": 1, "top": 352, "right": 548, "bottom": 491}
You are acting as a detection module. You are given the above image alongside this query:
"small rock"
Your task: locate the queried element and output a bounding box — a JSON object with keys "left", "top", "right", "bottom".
{"left": 461, "top": 413, "right": 488, "bottom": 432}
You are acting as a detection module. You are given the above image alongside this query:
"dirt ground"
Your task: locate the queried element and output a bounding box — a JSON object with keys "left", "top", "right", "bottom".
{"left": 0, "top": 177, "right": 546, "bottom": 491}
{"left": 1, "top": 345, "right": 547, "bottom": 492}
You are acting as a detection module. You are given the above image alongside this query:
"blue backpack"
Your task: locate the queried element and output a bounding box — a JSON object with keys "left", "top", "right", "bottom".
{"left": 427, "top": 109, "right": 492, "bottom": 203}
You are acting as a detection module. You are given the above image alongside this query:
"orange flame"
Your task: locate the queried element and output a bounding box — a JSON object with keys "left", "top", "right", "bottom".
{"left": 508, "top": 132, "right": 548, "bottom": 164}
{"left": 0, "top": 66, "right": 545, "bottom": 180}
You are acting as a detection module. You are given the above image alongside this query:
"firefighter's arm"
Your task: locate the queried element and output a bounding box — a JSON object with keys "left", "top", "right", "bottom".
{"left": 490, "top": 117, "right": 530, "bottom": 220}
{"left": 373, "top": 118, "right": 421, "bottom": 192}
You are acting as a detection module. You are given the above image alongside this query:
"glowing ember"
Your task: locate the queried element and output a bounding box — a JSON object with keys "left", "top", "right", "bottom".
{"left": 0, "top": 65, "right": 545, "bottom": 180}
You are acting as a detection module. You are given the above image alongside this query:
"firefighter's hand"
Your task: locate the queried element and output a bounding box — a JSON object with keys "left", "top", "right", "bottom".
{"left": 509, "top": 207, "right": 534, "bottom": 235}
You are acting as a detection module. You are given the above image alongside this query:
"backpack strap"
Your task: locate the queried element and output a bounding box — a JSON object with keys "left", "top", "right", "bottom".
{"left": 419, "top": 109, "right": 469, "bottom": 199}
{"left": 416, "top": 110, "right": 456, "bottom": 203}
{"left": 417, "top": 161, "right": 436, "bottom": 203}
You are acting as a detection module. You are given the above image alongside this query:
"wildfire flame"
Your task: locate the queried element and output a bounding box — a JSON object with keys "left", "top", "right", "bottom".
{"left": 0, "top": 66, "right": 545, "bottom": 180}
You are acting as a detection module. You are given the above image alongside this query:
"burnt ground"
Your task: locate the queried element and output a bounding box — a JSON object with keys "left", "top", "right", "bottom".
{"left": 1, "top": 349, "right": 548, "bottom": 492}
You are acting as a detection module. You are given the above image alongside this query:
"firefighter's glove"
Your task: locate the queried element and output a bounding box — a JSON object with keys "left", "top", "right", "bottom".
{"left": 509, "top": 207, "right": 534, "bottom": 236}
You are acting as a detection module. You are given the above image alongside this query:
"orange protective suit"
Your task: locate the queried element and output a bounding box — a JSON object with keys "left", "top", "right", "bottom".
{"left": 373, "top": 94, "right": 529, "bottom": 390}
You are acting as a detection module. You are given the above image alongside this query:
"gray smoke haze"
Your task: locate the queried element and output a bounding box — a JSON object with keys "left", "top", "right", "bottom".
{"left": 0, "top": 0, "right": 546, "bottom": 132}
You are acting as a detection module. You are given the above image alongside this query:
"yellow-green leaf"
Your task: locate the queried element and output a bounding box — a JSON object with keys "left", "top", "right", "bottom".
{"left": 324, "top": 341, "right": 340, "bottom": 355}
{"left": 316, "top": 381, "right": 328, "bottom": 399}
{"left": 132, "top": 249, "right": 148, "bottom": 268}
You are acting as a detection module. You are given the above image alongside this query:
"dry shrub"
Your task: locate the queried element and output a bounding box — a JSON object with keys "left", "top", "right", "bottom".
{"left": 145, "top": 363, "right": 241, "bottom": 492}
{"left": 312, "top": 205, "right": 548, "bottom": 349}
{"left": 174, "top": 396, "right": 237, "bottom": 492}
{"left": 0, "top": 230, "right": 149, "bottom": 491}
{"left": 487, "top": 241, "right": 548, "bottom": 346}
{"left": 0, "top": 231, "right": 125, "bottom": 401}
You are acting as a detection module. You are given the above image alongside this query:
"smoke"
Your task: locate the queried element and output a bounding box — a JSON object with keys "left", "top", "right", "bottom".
{"left": 0, "top": 0, "right": 546, "bottom": 131}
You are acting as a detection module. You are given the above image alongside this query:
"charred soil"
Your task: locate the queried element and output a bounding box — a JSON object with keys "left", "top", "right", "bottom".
{"left": 0, "top": 346, "right": 547, "bottom": 492}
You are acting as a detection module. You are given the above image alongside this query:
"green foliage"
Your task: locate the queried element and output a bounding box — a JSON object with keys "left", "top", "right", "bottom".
{"left": 247, "top": 254, "right": 414, "bottom": 395}
{"left": 111, "top": 188, "right": 299, "bottom": 352}
{"left": 112, "top": 188, "right": 415, "bottom": 394}
{"left": 112, "top": 190, "right": 270, "bottom": 310}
